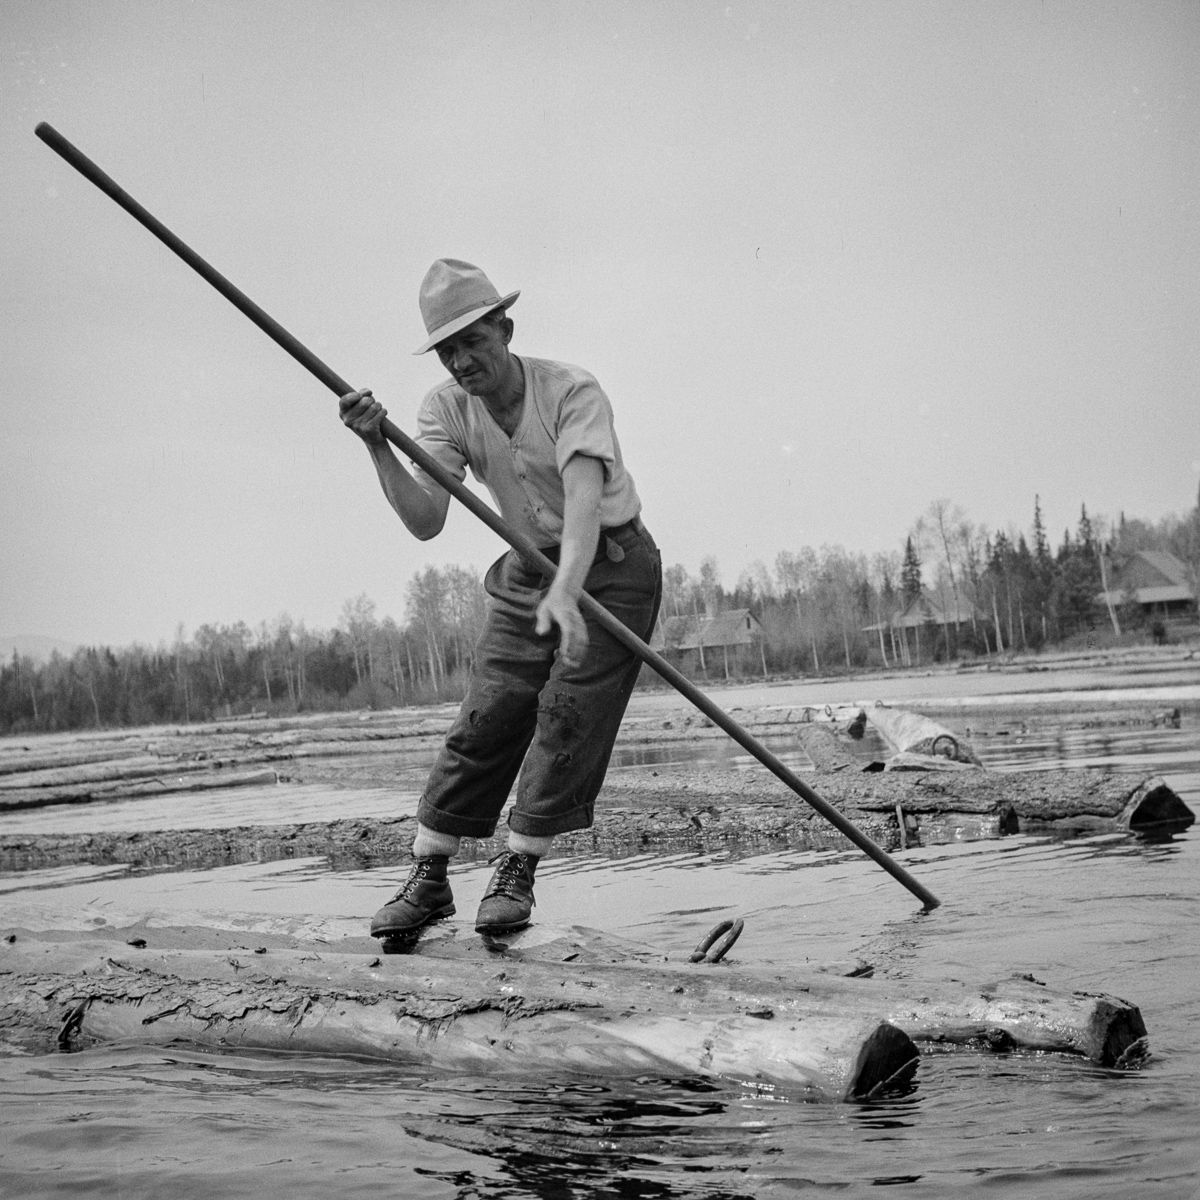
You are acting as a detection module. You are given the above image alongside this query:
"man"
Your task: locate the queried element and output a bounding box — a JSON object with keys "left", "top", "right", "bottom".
{"left": 340, "top": 259, "right": 661, "bottom": 938}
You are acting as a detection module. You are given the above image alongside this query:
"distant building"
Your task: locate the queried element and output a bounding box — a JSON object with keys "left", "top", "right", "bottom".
{"left": 862, "top": 589, "right": 981, "bottom": 635}
{"left": 862, "top": 589, "right": 983, "bottom": 665}
{"left": 652, "top": 607, "right": 766, "bottom": 679}
{"left": 1097, "top": 550, "right": 1197, "bottom": 620}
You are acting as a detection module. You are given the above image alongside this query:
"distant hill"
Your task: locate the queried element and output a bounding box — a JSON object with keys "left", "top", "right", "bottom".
{"left": 0, "top": 635, "right": 79, "bottom": 663}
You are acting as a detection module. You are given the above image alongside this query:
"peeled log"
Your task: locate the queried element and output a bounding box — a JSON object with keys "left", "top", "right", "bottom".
{"left": 867, "top": 705, "right": 982, "bottom": 765}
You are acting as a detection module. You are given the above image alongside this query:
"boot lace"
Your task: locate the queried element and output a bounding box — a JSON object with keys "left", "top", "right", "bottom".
{"left": 484, "top": 851, "right": 535, "bottom": 899}
{"left": 388, "top": 858, "right": 444, "bottom": 903}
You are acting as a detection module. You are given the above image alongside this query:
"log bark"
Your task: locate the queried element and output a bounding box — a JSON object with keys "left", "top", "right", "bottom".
{"left": 597, "top": 766, "right": 1193, "bottom": 832}
{"left": 0, "top": 929, "right": 917, "bottom": 1101}
{"left": 0, "top": 923, "right": 1146, "bottom": 1095}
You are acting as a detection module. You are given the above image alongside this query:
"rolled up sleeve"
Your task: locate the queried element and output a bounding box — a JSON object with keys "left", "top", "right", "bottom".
{"left": 553, "top": 377, "right": 618, "bottom": 479}
{"left": 412, "top": 393, "right": 469, "bottom": 500}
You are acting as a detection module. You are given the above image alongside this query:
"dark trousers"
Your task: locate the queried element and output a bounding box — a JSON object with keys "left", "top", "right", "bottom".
{"left": 416, "top": 520, "right": 662, "bottom": 838}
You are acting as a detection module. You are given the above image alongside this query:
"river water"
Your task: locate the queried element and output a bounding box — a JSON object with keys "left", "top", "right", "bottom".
{"left": 2, "top": 673, "right": 1199, "bottom": 1199}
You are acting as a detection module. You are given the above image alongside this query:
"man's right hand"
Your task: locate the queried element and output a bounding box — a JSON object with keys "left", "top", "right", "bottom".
{"left": 339, "top": 389, "right": 387, "bottom": 445}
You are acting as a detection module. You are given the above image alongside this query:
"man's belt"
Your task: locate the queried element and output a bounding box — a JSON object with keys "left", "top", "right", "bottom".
{"left": 534, "top": 514, "right": 647, "bottom": 565}
{"left": 601, "top": 514, "right": 646, "bottom": 539}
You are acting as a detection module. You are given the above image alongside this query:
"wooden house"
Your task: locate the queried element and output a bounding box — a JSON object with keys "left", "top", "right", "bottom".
{"left": 862, "top": 589, "right": 983, "bottom": 665}
{"left": 652, "top": 608, "right": 767, "bottom": 679}
{"left": 1097, "top": 550, "right": 1197, "bottom": 620}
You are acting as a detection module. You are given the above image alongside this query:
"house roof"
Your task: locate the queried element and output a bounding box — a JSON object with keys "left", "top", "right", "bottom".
{"left": 862, "top": 590, "right": 981, "bottom": 632}
{"left": 1097, "top": 549, "right": 1196, "bottom": 606}
{"left": 1136, "top": 550, "right": 1191, "bottom": 587}
{"left": 652, "top": 608, "right": 762, "bottom": 651}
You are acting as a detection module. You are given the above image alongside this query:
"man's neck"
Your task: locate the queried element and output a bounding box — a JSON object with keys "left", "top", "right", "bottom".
{"left": 481, "top": 354, "right": 525, "bottom": 417}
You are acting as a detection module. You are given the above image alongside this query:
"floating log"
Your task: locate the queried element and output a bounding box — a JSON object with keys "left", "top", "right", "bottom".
{"left": 0, "top": 714, "right": 453, "bottom": 801}
{"left": 881, "top": 973, "right": 1148, "bottom": 1066}
{"left": 0, "top": 922, "right": 1146, "bottom": 1099}
{"left": 1, "top": 927, "right": 916, "bottom": 1101}
{"left": 866, "top": 705, "right": 982, "bottom": 765}
{"left": 1, "top": 770, "right": 1191, "bottom": 875}
{"left": 847, "top": 772, "right": 1194, "bottom": 835}
{"left": 0, "top": 703, "right": 869, "bottom": 803}
{"left": 0, "top": 767, "right": 282, "bottom": 812}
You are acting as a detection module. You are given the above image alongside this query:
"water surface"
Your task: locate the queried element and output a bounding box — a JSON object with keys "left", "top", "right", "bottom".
{"left": 3, "top": 687, "right": 1199, "bottom": 1199}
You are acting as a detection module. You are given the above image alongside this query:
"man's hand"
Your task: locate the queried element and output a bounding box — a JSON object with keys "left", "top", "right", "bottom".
{"left": 536, "top": 584, "right": 589, "bottom": 669}
{"left": 339, "top": 389, "right": 387, "bottom": 445}
{"left": 536, "top": 455, "right": 603, "bottom": 669}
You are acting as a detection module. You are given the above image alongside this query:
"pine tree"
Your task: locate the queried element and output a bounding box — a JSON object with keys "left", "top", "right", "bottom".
{"left": 901, "top": 536, "right": 922, "bottom": 604}
{"left": 1032, "top": 495, "right": 1051, "bottom": 565}
{"left": 1077, "top": 503, "right": 1095, "bottom": 554}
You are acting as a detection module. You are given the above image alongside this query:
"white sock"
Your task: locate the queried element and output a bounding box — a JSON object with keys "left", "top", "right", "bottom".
{"left": 412, "top": 824, "right": 462, "bottom": 859}
{"left": 508, "top": 831, "right": 555, "bottom": 859}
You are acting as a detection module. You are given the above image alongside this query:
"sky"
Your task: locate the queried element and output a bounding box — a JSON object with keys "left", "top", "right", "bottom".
{"left": 2, "top": 0, "right": 1197, "bottom": 650}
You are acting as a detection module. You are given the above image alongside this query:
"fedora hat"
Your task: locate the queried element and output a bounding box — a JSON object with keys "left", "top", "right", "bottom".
{"left": 414, "top": 258, "right": 520, "bottom": 354}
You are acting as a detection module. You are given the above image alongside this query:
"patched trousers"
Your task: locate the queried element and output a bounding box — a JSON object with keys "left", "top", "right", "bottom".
{"left": 416, "top": 518, "right": 662, "bottom": 839}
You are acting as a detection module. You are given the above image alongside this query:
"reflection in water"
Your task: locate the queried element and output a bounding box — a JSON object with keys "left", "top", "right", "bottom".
{"left": 406, "top": 1075, "right": 764, "bottom": 1200}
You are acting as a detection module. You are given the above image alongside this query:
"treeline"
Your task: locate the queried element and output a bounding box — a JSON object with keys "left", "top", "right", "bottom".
{"left": 711, "top": 497, "right": 1199, "bottom": 678}
{"left": 1, "top": 565, "right": 486, "bottom": 736}
{"left": 3, "top": 496, "right": 1197, "bottom": 735}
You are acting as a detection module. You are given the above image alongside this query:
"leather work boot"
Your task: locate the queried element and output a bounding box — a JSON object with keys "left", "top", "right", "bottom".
{"left": 370, "top": 856, "right": 455, "bottom": 938}
{"left": 475, "top": 851, "right": 539, "bottom": 934}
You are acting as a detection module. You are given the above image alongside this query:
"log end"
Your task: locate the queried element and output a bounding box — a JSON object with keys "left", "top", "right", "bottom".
{"left": 847, "top": 1021, "right": 920, "bottom": 1100}
{"left": 1123, "top": 779, "right": 1195, "bottom": 834}
{"left": 1081, "top": 993, "right": 1150, "bottom": 1067}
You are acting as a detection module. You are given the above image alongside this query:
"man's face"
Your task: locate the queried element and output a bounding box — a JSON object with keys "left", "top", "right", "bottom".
{"left": 435, "top": 315, "right": 511, "bottom": 398}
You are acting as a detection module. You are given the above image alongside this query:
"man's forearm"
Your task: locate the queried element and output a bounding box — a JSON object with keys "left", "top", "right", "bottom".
{"left": 551, "top": 456, "right": 604, "bottom": 599}
{"left": 366, "top": 441, "right": 446, "bottom": 540}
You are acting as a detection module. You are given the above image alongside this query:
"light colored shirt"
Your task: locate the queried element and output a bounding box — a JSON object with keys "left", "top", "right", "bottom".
{"left": 412, "top": 356, "right": 642, "bottom": 548}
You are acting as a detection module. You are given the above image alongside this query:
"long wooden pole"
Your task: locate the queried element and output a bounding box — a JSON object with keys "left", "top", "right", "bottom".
{"left": 34, "top": 122, "right": 940, "bottom": 911}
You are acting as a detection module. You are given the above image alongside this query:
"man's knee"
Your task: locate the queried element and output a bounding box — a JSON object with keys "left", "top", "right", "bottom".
{"left": 448, "top": 673, "right": 538, "bottom": 749}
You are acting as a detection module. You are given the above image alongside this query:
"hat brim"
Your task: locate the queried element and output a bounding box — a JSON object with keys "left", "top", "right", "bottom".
{"left": 413, "top": 290, "right": 520, "bottom": 355}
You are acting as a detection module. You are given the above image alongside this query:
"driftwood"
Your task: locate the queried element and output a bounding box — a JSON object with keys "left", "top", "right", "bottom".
{"left": 0, "top": 922, "right": 1147, "bottom": 1100}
